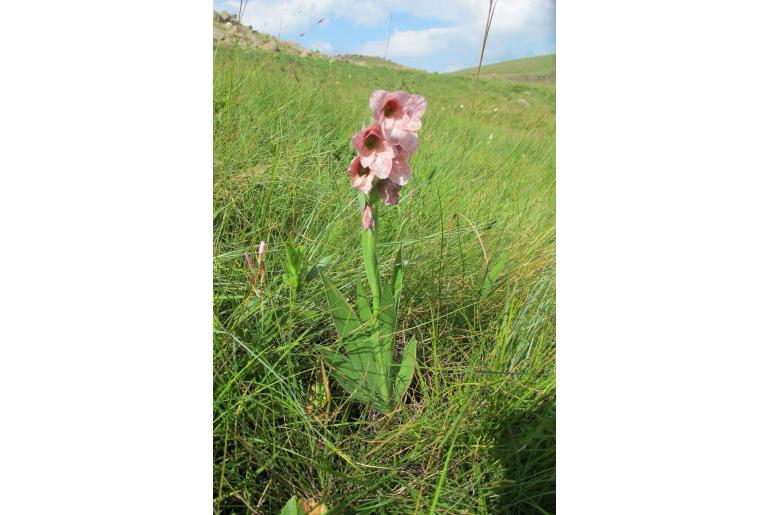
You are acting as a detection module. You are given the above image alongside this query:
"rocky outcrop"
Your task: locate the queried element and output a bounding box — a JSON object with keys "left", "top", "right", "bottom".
{"left": 213, "top": 11, "right": 316, "bottom": 56}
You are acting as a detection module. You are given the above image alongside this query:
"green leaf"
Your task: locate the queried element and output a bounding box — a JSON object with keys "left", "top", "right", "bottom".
{"left": 480, "top": 256, "right": 507, "bottom": 300}
{"left": 320, "top": 272, "right": 361, "bottom": 339}
{"left": 285, "top": 239, "right": 299, "bottom": 276}
{"left": 341, "top": 330, "right": 374, "bottom": 378}
{"left": 323, "top": 339, "right": 391, "bottom": 412}
{"left": 356, "top": 279, "right": 372, "bottom": 321}
{"left": 394, "top": 336, "right": 417, "bottom": 401}
{"left": 305, "top": 254, "right": 335, "bottom": 282}
{"left": 279, "top": 496, "right": 303, "bottom": 515}
{"left": 321, "top": 348, "right": 369, "bottom": 403}
{"left": 380, "top": 281, "right": 396, "bottom": 335}
{"left": 380, "top": 280, "right": 396, "bottom": 396}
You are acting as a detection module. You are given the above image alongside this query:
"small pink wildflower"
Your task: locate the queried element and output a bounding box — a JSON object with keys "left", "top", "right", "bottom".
{"left": 362, "top": 205, "right": 374, "bottom": 230}
{"left": 351, "top": 124, "right": 395, "bottom": 179}
{"left": 257, "top": 240, "right": 267, "bottom": 284}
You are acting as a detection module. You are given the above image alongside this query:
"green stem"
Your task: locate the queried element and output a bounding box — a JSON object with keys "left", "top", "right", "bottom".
{"left": 362, "top": 202, "right": 381, "bottom": 321}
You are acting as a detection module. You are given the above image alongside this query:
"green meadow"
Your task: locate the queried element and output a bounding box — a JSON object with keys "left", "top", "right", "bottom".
{"left": 214, "top": 45, "right": 555, "bottom": 514}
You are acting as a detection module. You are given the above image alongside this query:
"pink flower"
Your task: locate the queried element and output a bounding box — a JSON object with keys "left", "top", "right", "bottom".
{"left": 244, "top": 252, "right": 254, "bottom": 270}
{"left": 362, "top": 204, "right": 374, "bottom": 229}
{"left": 258, "top": 241, "right": 266, "bottom": 259}
{"left": 388, "top": 153, "right": 411, "bottom": 186}
{"left": 370, "top": 90, "right": 426, "bottom": 151}
{"left": 351, "top": 124, "right": 395, "bottom": 179}
{"left": 348, "top": 155, "right": 375, "bottom": 194}
{"left": 376, "top": 179, "right": 402, "bottom": 206}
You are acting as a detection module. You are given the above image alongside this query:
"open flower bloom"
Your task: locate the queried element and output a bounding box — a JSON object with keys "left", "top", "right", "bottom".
{"left": 370, "top": 90, "right": 426, "bottom": 152}
{"left": 388, "top": 154, "right": 410, "bottom": 186}
{"left": 348, "top": 155, "right": 375, "bottom": 194}
{"left": 352, "top": 124, "right": 395, "bottom": 179}
{"left": 376, "top": 178, "right": 402, "bottom": 206}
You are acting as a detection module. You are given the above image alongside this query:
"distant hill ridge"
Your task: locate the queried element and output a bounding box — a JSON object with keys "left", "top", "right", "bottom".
{"left": 451, "top": 55, "right": 555, "bottom": 82}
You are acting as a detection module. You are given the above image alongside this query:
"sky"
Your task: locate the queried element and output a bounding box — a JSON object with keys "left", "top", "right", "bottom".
{"left": 213, "top": 0, "right": 555, "bottom": 73}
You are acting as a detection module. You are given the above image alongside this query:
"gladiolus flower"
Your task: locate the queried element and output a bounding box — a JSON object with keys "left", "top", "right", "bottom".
{"left": 348, "top": 155, "right": 375, "bottom": 194}
{"left": 352, "top": 124, "right": 395, "bottom": 179}
{"left": 362, "top": 204, "right": 374, "bottom": 229}
{"left": 369, "top": 90, "right": 426, "bottom": 152}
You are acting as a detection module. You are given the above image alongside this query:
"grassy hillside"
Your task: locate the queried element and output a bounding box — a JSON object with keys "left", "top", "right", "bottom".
{"left": 214, "top": 45, "right": 555, "bottom": 514}
{"left": 453, "top": 54, "right": 555, "bottom": 82}
{"left": 335, "top": 54, "right": 413, "bottom": 70}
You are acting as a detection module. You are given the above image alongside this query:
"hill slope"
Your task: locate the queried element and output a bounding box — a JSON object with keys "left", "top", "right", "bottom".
{"left": 452, "top": 54, "right": 555, "bottom": 82}
{"left": 214, "top": 9, "right": 416, "bottom": 70}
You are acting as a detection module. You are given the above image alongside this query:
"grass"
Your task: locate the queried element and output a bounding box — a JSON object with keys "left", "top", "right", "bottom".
{"left": 452, "top": 55, "right": 556, "bottom": 83}
{"left": 213, "top": 45, "right": 555, "bottom": 514}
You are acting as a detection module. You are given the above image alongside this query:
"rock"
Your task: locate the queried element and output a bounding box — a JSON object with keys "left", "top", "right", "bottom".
{"left": 516, "top": 98, "right": 531, "bottom": 107}
{"left": 213, "top": 10, "right": 222, "bottom": 22}
{"left": 224, "top": 22, "right": 233, "bottom": 30}
{"left": 213, "top": 27, "right": 225, "bottom": 40}
{"left": 220, "top": 10, "right": 231, "bottom": 22}
{"left": 262, "top": 39, "right": 278, "bottom": 51}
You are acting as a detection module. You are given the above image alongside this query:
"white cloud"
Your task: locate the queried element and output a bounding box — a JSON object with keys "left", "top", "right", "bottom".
{"left": 216, "top": 0, "right": 391, "bottom": 35}
{"left": 360, "top": 27, "right": 463, "bottom": 58}
{"left": 309, "top": 40, "right": 334, "bottom": 53}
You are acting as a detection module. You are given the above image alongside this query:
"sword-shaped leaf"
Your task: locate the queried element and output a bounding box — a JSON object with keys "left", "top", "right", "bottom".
{"left": 356, "top": 278, "right": 372, "bottom": 322}
{"left": 320, "top": 271, "right": 361, "bottom": 339}
{"left": 380, "top": 280, "right": 396, "bottom": 395}
{"left": 321, "top": 348, "right": 369, "bottom": 405}
{"left": 394, "top": 336, "right": 417, "bottom": 401}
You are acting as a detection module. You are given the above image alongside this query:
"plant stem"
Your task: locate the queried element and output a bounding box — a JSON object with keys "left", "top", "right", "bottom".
{"left": 362, "top": 201, "right": 381, "bottom": 321}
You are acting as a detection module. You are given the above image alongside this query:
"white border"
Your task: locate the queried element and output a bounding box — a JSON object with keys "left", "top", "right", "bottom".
{"left": 1, "top": 1, "right": 212, "bottom": 512}
{"left": 558, "top": 1, "right": 770, "bottom": 512}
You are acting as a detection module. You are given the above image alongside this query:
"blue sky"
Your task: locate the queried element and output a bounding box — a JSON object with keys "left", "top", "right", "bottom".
{"left": 214, "top": 0, "right": 555, "bottom": 72}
